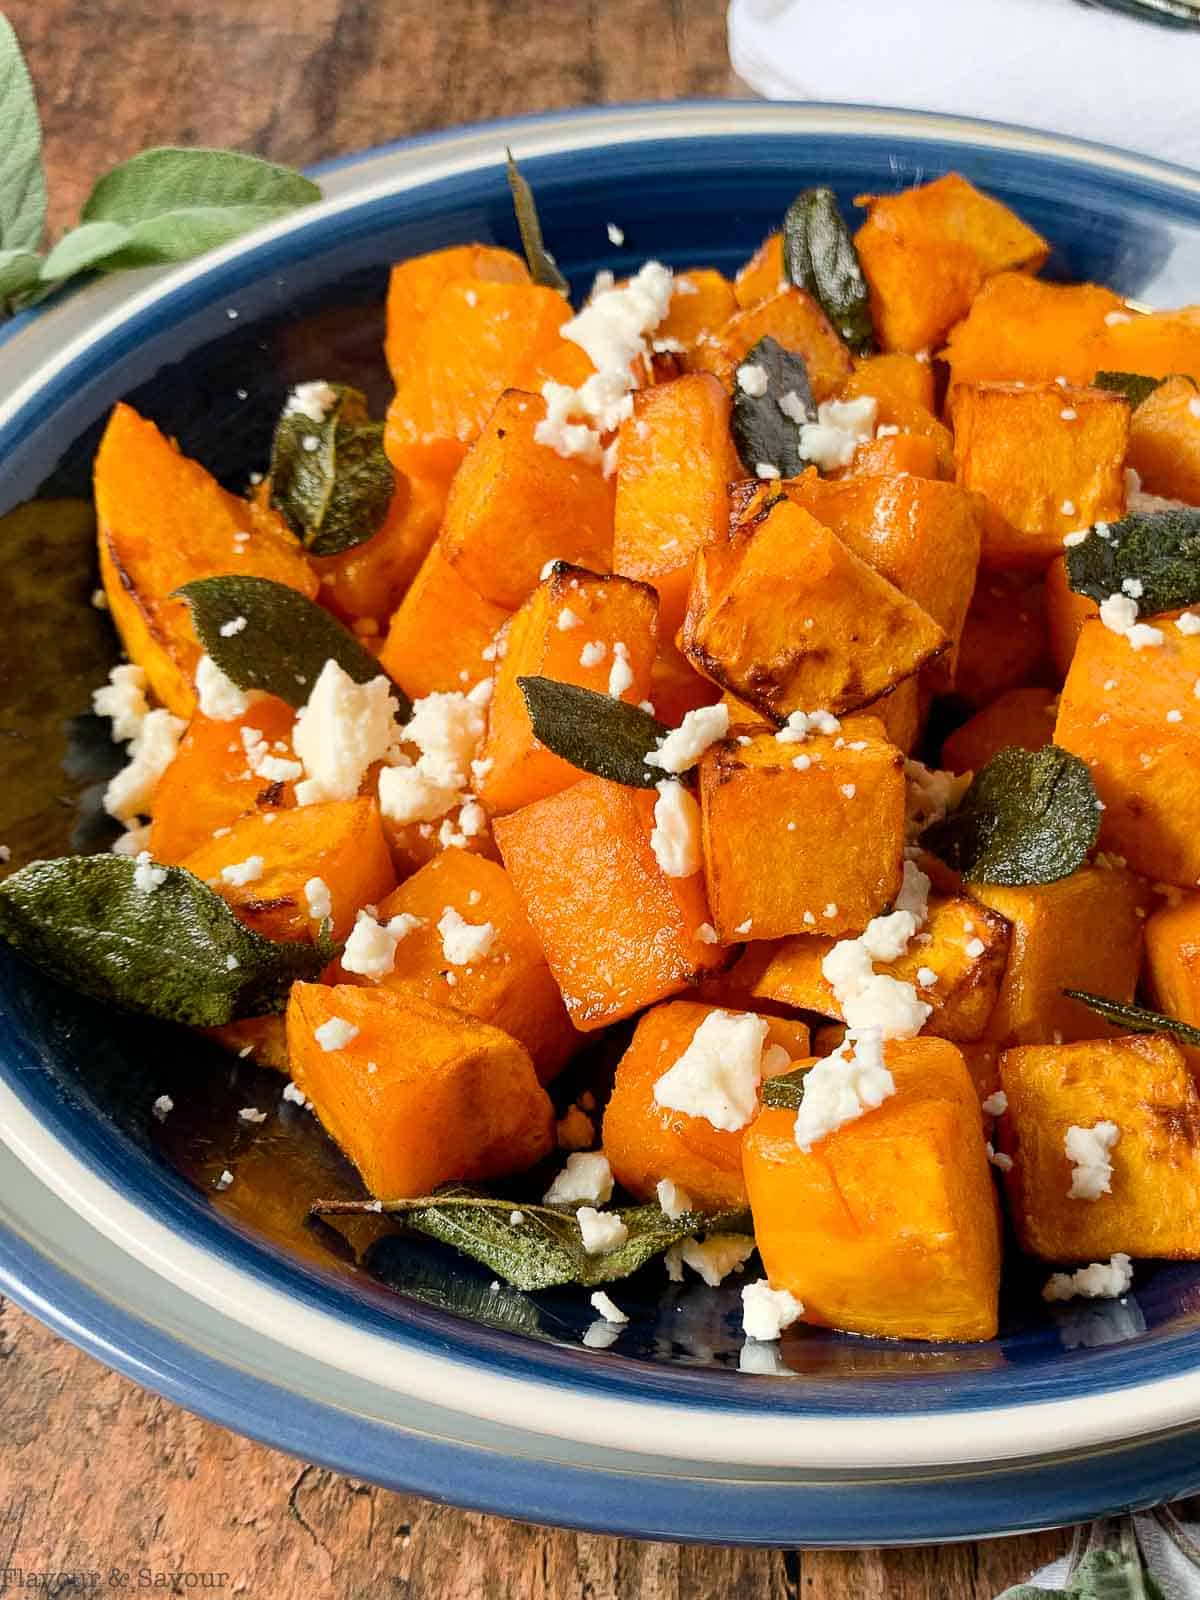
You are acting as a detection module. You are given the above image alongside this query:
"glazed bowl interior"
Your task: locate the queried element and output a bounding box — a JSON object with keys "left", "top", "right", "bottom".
{"left": 4, "top": 105, "right": 1200, "bottom": 1523}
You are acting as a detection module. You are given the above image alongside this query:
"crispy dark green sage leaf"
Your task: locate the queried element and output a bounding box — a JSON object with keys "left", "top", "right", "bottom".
{"left": 1062, "top": 990, "right": 1200, "bottom": 1049}
{"left": 0, "top": 856, "right": 337, "bottom": 1025}
{"left": 921, "top": 745, "right": 1100, "bottom": 886}
{"left": 268, "top": 383, "right": 395, "bottom": 557}
{"left": 175, "top": 575, "right": 410, "bottom": 717}
{"left": 1093, "top": 370, "right": 1167, "bottom": 410}
{"left": 761, "top": 1066, "right": 808, "bottom": 1111}
{"left": 730, "top": 334, "right": 815, "bottom": 479}
{"left": 517, "top": 676, "right": 669, "bottom": 789}
{"left": 312, "top": 1186, "right": 751, "bottom": 1291}
{"left": 783, "top": 186, "right": 875, "bottom": 356}
{"left": 1064, "top": 507, "right": 1200, "bottom": 616}
{"left": 505, "top": 148, "right": 569, "bottom": 294}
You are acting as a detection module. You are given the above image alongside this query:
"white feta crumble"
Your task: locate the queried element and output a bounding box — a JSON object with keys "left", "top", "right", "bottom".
{"left": 694, "top": 922, "right": 719, "bottom": 945}
{"left": 793, "top": 1028, "right": 895, "bottom": 1151}
{"left": 195, "top": 654, "right": 252, "bottom": 721}
{"left": 982, "top": 1090, "right": 1008, "bottom": 1118}
{"left": 132, "top": 850, "right": 167, "bottom": 895}
{"left": 820, "top": 862, "right": 932, "bottom": 1039}
{"left": 965, "top": 937, "right": 986, "bottom": 960}
{"left": 741, "top": 1279, "right": 804, "bottom": 1341}
{"left": 775, "top": 708, "right": 840, "bottom": 744}
{"left": 293, "top": 660, "right": 398, "bottom": 805}
{"left": 437, "top": 906, "right": 497, "bottom": 965}
{"left": 673, "top": 1233, "right": 756, "bottom": 1287}
{"left": 509, "top": 1210, "right": 524, "bottom": 1226}
{"left": 652, "top": 1010, "right": 772, "bottom": 1133}
{"left": 378, "top": 686, "right": 487, "bottom": 824}
{"left": 608, "top": 641, "right": 635, "bottom": 699}
{"left": 304, "top": 876, "right": 333, "bottom": 922}
{"left": 916, "top": 966, "right": 938, "bottom": 988}
{"left": 218, "top": 614, "right": 248, "bottom": 638}
{"left": 987, "top": 1143, "right": 1014, "bottom": 1173}
{"left": 656, "top": 1178, "right": 693, "bottom": 1220}
{"left": 556, "top": 606, "right": 582, "bottom": 631}
{"left": 281, "top": 1081, "right": 309, "bottom": 1108}
{"left": 1065, "top": 1121, "right": 1120, "bottom": 1200}
{"left": 342, "top": 908, "right": 424, "bottom": 977}
{"left": 220, "top": 855, "right": 264, "bottom": 887}
{"left": 777, "top": 390, "right": 810, "bottom": 425}
{"left": 1060, "top": 500, "right": 1076, "bottom": 518}
{"left": 903, "top": 759, "right": 970, "bottom": 842}
{"left": 215, "top": 1169, "right": 234, "bottom": 1191}
{"left": 1043, "top": 1253, "right": 1133, "bottom": 1303}
{"left": 645, "top": 702, "right": 729, "bottom": 773}
{"left": 112, "top": 825, "right": 151, "bottom": 857}
{"left": 1190, "top": 396, "right": 1200, "bottom": 419}
{"left": 755, "top": 462, "right": 781, "bottom": 480}
{"left": 577, "top": 1207, "right": 629, "bottom": 1255}
{"left": 580, "top": 639, "right": 607, "bottom": 669}
{"left": 605, "top": 222, "right": 625, "bottom": 247}
{"left": 93, "top": 663, "right": 149, "bottom": 744}
{"left": 796, "top": 395, "right": 878, "bottom": 471}
{"left": 152, "top": 1094, "right": 174, "bottom": 1123}
{"left": 650, "top": 779, "right": 701, "bottom": 878}
{"left": 1178, "top": 612, "right": 1200, "bottom": 636}
{"left": 1060, "top": 407, "right": 1077, "bottom": 421}
{"left": 91, "top": 587, "right": 108, "bottom": 610}
{"left": 103, "top": 706, "right": 187, "bottom": 823}
{"left": 543, "top": 1151, "right": 613, "bottom": 1206}
{"left": 589, "top": 1289, "right": 628, "bottom": 1323}
{"left": 1063, "top": 530, "right": 1089, "bottom": 548}
{"left": 314, "top": 1016, "right": 359, "bottom": 1052}
{"left": 736, "top": 362, "right": 769, "bottom": 397}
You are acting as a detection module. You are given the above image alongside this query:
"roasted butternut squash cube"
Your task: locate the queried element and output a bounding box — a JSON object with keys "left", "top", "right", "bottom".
{"left": 1145, "top": 894, "right": 1200, "bottom": 1069}
{"left": 997, "top": 1034, "right": 1200, "bottom": 1261}
{"left": 149, "top": 695, "right": 297, "bottom": 864}
{"left": 179, "top": 796, "right": 395, "bottom": 943}
{"left": 207, "top": 1014, "right": 290, "bottom": 1074}
{"left": 784, "top": 471, "right": 983, "bottom": 689}
{"left": 648, "top": 639, "right": 723, "bottom": 726}
{"left": 681, "top": 499, "right": 947, "bottom": 721}
{"left": 744, "top": 1037, "right": 1002, "bottom": 1341}
{"left": 1093, "top": 308, "right": 1200, "bottom": 388}
{"left": 493, "top": 776, "right": 725, "bottom": 1030}
{"left": 698, "top": 720, "right": 904, "bottom": 941}
{"left": 1055, "top": 616, "right": 1200, "bottom": 886}
{"left": 287, "top": 983, "right": 555, "bottom": 1199}
{"left": 940, "top": 687, "right": 1059, "bottom": 775}
{"left": 441, "top": 389, "right": 614, "bottom": 608}
{"left": 951, "top": 382, "right": 1128, "bottom": 569}
{"left": 378, "top": 541, "right": 510, "bottom": 702}
{"left": 844, "top": 433, "right": 942, "bottom": 480}
{"left": 845, "top": 351, "right": 936, "bottom": 412}
{"left": 384, "top": 280, "right": 577, "bottom": 488}
{"left": 612, "top": 373, "right": 738, "bottom": 634}
{"left": 692, "top": 286, "right": 854, "bottom": 402}
{"left": 656, "top": 268, "right": 738, "bottom": 349}
{"left": 862, "top": 676, "right": 927, "bottom": 756}
{"left": 1044, "top": 554, "right": 1099, "bottom": 682}
{"left": 748, "top": 894, "right": 1011, "bottom": 1043}
{"left": 602, "top": 999, "right": 810, "bottom": 1211}
{"left": 308, "top": 473, "right": 439, "bottom": 625}
{"left": 837, "top": 361, "right": 954, "bottom": 478}
{"left": 1127, "top": 376, "right": 1200, "bottom": 505}
{"left": 853, "top": 175, "right": 1048, "bottom": 355}
{"left": 477, "top": 564, "right": 657, "bottom": 815}
{"left": 733, "top": 232, "right": 785, "bottom": 310}
{"left": 95, "top": 404, "right": 318, "bottom": 717}
{"left": 352, "top": 851, "right": 578, "bottom": 1083}
{"left": 942, "top": 273, "right": 1128, "bottom": 388}
{"left": 384, "top": 244, "right": 529, "bottom": 383}
{"left": 954, "top": 570, "right": 1053, "bottom": 709}
{"left": 972, "top": 864, "right": 1150, "bottom": 1046}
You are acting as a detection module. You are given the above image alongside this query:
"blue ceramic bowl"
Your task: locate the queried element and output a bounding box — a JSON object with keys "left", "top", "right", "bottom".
{"left": 3, "top": 103, "right": 1200, "bottom": 1548}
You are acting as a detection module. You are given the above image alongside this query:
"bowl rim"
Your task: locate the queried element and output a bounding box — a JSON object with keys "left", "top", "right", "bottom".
{"left": 3, "top": 98, "right": 1200, "bottom": 1495}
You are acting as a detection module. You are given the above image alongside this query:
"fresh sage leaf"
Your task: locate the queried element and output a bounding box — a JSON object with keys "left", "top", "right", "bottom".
{"left": 81, "top": 147, "right": 320, "bottom": 228}
{"left": 0, "top": 245, "right": 40, "bottom": 301}
{"left": 783, "top": 186, "right": 875, "bottom": 356}
{"left": 1093, "top": 370, "right": 1167, "bottom": 410}
{"left": 268, "top": 383, "right": 396, "bottom": 557}
{"left": 921, "top": 745, "right": 1101, "bottom": 886}
{"left": 0, "top": 855, "right": 337, "bottom": 1026}
{"left": 175, "top": 575, "right": 410, "bottom": 717}
{"left": 1062, "top": 991, "right": 1200, "bottom": 1049}
{"left": 39, "top": 219, "right": 132, "bottom": 283}
{"left": 0, "top": 17, "right": 47, "bottom": 254}
{"left": 1065, "top": 507, "right": 1200, "bottom": 616}
{"left": 760, "top": 1066, "right": 809, "bottom": 1111}
{"left": 517, "top": 676, "right": 669, "bottom": 789}
{"left": 506, "top": 148, "right": 569, "bottom": 295}
{"left": 313, "top": 1185, "right": 751, "bottom": 1291}
{"left": 730, "top": 334, "right": 815, "bottom": 480}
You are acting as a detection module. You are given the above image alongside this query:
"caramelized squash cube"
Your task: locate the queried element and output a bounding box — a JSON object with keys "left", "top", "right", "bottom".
{"left": 648, "top": 639, "right": 723, "bottom": 726}
{"left": 1127, "top": 375, "right": 1200, "bottom": 504}
{"left": 733, "top": 232, "right": 785, "bottom": 310}
{"left": 1145, "top": 894, "right": 1200, "bottom": 1069}
{"left": 384, "top": 244, "right": 529, "bottom": 383}
{"left": 954, "top": 571, "right": 1053, "bottom": 709}
{"left": 743, "top": 1037, "right": 1002, "bottom": 1341}
{"left": 951, "top": 382, "right": 1128, "bottom": 569}
{"left": 1044, "top": 554, "right": 1099, "bottom": 682}
{"left": 493, "top": 776, "right": 724, "bottom": 1030}
{"left": 1094, "top": 308, "right": 1200, "bottom": 389}
{"left": 844, "top": 433, "right": 942, "bottom": 480}
{"left": 692, "top": 286, "right": 854, "bottom": 402}
{"left": 698, "top": 721, "right": 904, "bottom": 941}
{"left": 656, "top": 268, "right": 739, "bottom": 349}
{"left": 287, "top": 983, "right": 554, "bottom": 1198}
{"left": 940, "top": 687, "right": 1059, "bottom": 775}
{"left": 942, "top": 273, "right": 1128, "bottom": 388}
{"left": 1055, "top": 616, "right": 1200, "bottom": 886}
{"left": 378, "top": 541, "right": 510, "bottom": 702}
{"left": 998, "top": 1034, "right": 1200, "bottom": 1261}
{"left": 309, "top": 473, "right": 439, "bottom": 626}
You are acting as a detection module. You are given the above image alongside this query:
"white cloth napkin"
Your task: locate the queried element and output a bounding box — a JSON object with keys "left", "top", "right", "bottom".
{"left": 728, "top": 0, "right": 1200, "bottom": 172}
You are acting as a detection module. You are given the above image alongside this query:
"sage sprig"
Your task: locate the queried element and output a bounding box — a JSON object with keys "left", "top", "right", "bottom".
{"left": 730, "top": 334, "right": 816, "bottom": 480}
{"left": 268, "top": 384, "right": 395, "bottom": 557}
{"left": 0, "top": 15, "right": 320, "bottom": 316}
{"left": 517, "top": 676, "right": 670, "bottom": 789}
{"left": 783, "top": 186, "right": 875, "bottom": 356}
{"left": 760, "top": 1066, "right": 809, "bottom": 1111}
{"left": 1062, "top": 991, "right": 1200, "bottom": 1049}
{"left": 505, "top": 149, "right": 569, "bottom": 294}
{"left": 1065, "top": 507, "right": 1200, "bottom": 617}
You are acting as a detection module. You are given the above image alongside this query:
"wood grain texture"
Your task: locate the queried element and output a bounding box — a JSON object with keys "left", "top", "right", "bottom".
{"left": 4, "top": 0, "right": 1070, "bottom": 1592}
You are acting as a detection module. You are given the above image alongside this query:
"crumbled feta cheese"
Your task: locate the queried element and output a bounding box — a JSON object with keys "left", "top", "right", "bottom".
{"left": 796, "top": 396, "right": 878, "bottom": 471}
{"left": 218, "top": 614, "right": 248, "bottom": 638}
{"left": 755, "top": 462, "right": 781, "bottom": 480}
{"left": 1101, "top": 593, "right": 1143, "bottom": 636}
{"left": 93, "top": 663, "right": 149, "bottom": 744}
{"left": 965, "top": 937, "right": 986, "bottom": 959}
{"left": 982, "top": 1090, "right": 1008, "bottom": 1117}
{"left": 1167, "top": 708, "right": 1184, "bottom": 724}
{"left": 342, "top": 908, "right": 424, "bottom": 977}
{"left": 777, "top": 390, "right": 810, "bottom": 425}
{"left": 378, "top": 764, "right": 462, "bottom": 824}
{"left": 653, "top": 1010, "right": 772, "bottom": 1132}
{"left": 1043, "top": 1253, "right": 1133, "bottom": 1303}
{"left": 220, "top": 855, "right": 263, "bottom": 887}
{"left": 605, "top": 222, "right": 625, "bottom": 247}
{"left": 987, "top": 1142, "right": 1014, "bottom": 1173}
{"left": 1063, "top": 530, "right": 1089, "bottom": 549}
{"left": 509, "top": 1209, "right": 524, "bottom": 1226}
{"left": 285, "top": 381, "right": 337, "bottom": 422}
{"left": 650, "top": 780, "right": 701, "bottom": 878}
{"left": 820, "top": 863, "right": 931, "bottom": 1039}
{"left": 694, "top": 922, "right": 719, "bottom": 944}
{"left": 580, "top": 639, "right": 607, "bottom": 668}
{"left": 741, "top": 1279, "right": 804, "bottom": 1341}
{"left": 304, "top": 877, "right": 332, "bottom": 922}
{"left": 215, "top": 1169, "right": 234, "bottom": 1191}
{"left": 543, "top": 1151, "right": 613, "bottom": 1206}
{"left": 577, "top": 1207, "right": 629, "bottom": 1254}
{"left": 91, "top": 587, "right": 108, "bottom": 610}
{"left": 608, "top": 641, "right": 635, "bottom": 698}
{"left": 656, "top": 1178, "right": 693, "bottom": 1220}
{"left": 675, "top": 1233, "right": 756, "bottom": 1287}
{"left": 1060, "top": 499, "right": 1076, "bottom": 517}
{"left": 378, "top": 687, "right": 487, "bottom": 823}
{"left": 282, "top": 1081, "right": 309, "bottom": 1108}
{"left": 645, "top": 703, "right": 729, "bottom": 773}
{"left": 1190, "top": 397, "right": 1200, "bottom": 420}
{"left": 112, "top": 825, "right": 151, "bottom": 857}
{"left": 840, "top": 783, "right": 856, "bottom": 799}
{"left": 736, "top": 363, "right": 769, "bottom": 397}
{"left": 916, "top": 966, "right": 938, "bottom": 988}
{"left": 1060, "top": 407, "right": 1077, "bottom": 421}
{"left": 314, "top": 1016, "right": 359, "bottom": 1052}
{"left": 1179, "top": 612, "right": 1200, "bottom": 636}
{"left": 293, "top": 660, "right": 398, "bottom": 805}
{"left": 437, "top": 906, "right": 496, "bottom": 965}
{"left": 195, "top": 654, "right": 252, "bottom": 721}
{"left": 556, "top": 606, "right": 581, "bottom": 631}
{"left": 238, "top": 1106, "right": 267, "bottom": 1125}
{"left": 775, "top": 708, "right": 840, "bottom": 744}
{"left": 132, "top": 850, "right": 167, "bottom": 895}
{"left": 1122, "top": 577, "right": 1145, "bottom": 599}
{"left": 903, "top": 759, "right": 970, "bottom": 842}
{"left": 590, "top": 1289, "right": 628, "bottom": 1324}
{"left": 1104, "top": 310, "right": 1133, "bottom": 327}
{"left": 582, "top": 1319, "right": 621, "bottom": 1349}
{"left": 152, "top": 1094, "right": 173, "bottom": 1122}
{"left": 1065, "top": 1121, "right": 1120, "bottom": 1200}
{"left": 103, "top": 707, "right": 187, "bottom": 823}
{"left": 793, "top": 1028, "right": 895, "bottom": 1150}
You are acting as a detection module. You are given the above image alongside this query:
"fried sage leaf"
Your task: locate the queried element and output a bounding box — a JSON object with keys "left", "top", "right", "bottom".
{"left": 1065, "top": 507, "right": 1200, "bottom": 617}
{"left": 505, "top": 148, "right": 569, "bottom": 294}
{"left": 730, "top": 334, "right": 816, "bottom": 479}
{"left": 175, "top": 575, "right": 409, "bottom": 717}
{"left": 312, "top": 1186, "right": 751, "bottom": 1291}
{"left": 761, "top": 1066, "right": 809, "bottom": 1111}
{"left": 921, "top": 745, "right": 1101, "bottom": 886}
{"left": 517, "top": 676, "right": 669, "bottom": 789}
{"left": 1093, "top": 370, "right": 1167, "bottom": 411}
{"left": 0, "top": 855, "right": 336, "bottom": 1025}
{"left": 1062, "top": 991, "right": 1200, "bottom": 1049}
{"left": 783, "top": 186, "right": 875, "bottom": 356}
{"left": 268, "top": 383, "right": 395, "bottom": 558}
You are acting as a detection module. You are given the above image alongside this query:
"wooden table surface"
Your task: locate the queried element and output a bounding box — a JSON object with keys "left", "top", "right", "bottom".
{"left": 5, "top": 2, "right": 1074, "bottom": 1593}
